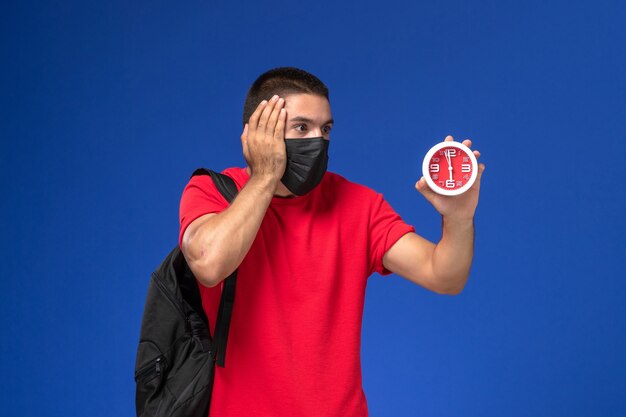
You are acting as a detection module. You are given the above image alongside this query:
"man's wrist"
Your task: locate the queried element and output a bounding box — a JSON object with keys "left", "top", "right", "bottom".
{"left": 248, "top": 172, "right": 281, "bottom": 194}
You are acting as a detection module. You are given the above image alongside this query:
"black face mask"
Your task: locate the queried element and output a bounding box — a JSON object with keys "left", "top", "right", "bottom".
{"left": 281, "top": 137, "right": 329, "bottom": 196}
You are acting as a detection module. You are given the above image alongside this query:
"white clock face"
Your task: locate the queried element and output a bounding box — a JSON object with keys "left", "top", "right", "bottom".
{"left": 422, "top": 141, "right": 478, "bottom": 196}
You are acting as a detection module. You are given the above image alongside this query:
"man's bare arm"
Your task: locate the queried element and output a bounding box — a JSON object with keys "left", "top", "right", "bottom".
{"left": 383, "top": 219, "right": 474, "bottom": 295}
{"left": 181, "top": 96, "right": 287, "bottom": 287}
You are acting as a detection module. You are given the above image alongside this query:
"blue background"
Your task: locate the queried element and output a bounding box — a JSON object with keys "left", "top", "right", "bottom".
{"left": 2, "top": 0, "right": 625, "bottom": 416}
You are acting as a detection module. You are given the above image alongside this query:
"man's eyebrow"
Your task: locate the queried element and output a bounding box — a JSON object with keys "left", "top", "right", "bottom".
{"left": 288, "top": 116, "right": 334, "bottom": 125}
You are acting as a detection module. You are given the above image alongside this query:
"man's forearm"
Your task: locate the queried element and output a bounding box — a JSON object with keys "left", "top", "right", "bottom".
{"left": 431, "top": 216, "right": 475, "bottom": 294}
{"left": 183, "top": 174, "right": 278, "bottom": 287}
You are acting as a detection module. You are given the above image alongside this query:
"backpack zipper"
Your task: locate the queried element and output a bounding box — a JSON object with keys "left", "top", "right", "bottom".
{"left": 135, "top": 355, "right": 165, "bottom": 382}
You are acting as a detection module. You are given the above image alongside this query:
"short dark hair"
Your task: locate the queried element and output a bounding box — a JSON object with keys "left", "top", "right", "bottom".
{"left": 242, "top": 67, "right": 329, "bottom": 126}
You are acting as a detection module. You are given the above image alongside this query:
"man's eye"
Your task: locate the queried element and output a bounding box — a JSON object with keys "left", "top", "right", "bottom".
{"left": 294, "top": 124, "right": 307, "bottom": 132}
{"left": 323, "top": 125, "right": 332, "bottom": 134}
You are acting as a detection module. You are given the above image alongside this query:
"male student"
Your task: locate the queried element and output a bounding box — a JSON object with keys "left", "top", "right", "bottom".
{"left": 179, "top": 67, "right": 485, "bottom": 416}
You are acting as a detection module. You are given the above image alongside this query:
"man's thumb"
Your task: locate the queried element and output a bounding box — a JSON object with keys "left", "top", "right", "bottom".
{"left": 415, "top": 177, "right": 436, "bottom": 199}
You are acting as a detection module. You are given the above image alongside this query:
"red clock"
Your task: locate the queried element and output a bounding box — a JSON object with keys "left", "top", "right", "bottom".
{"left": 422, "top": 141, "right": 478, "bottom": 196}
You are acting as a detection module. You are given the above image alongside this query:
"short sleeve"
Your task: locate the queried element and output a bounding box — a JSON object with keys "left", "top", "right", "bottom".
{"left": 179, "top": 175, "right": 230, "bottom": 248}
{"left": 368, "top": 194, "right": 415, "bottom": 276}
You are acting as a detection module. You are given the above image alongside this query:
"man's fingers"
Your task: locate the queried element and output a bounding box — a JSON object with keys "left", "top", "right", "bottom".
{"left": 257, "top": 95, "right": 279, "bottom": 132}
{"left": 248, "top": 100, "right": 268, "bottom": 134}
{"left": 469, "top": 163, "right": 486, "bottom": 191}
{"left": 457, "top": 138, "right": 481, "bottom": 159}
{"left": 444, "top": 135, "right": 454, "bottom": 142}
{"left": 456, "top": 138, "right": 481, "bottom": 159}
{"left": 274, "top": 107, "right": 286, "bottom": 141}
{"left": 266, "top": 97, "right": 285, "bottom": 136}
{"left": 478, "top": 163, "right": 486, "bottom": 177}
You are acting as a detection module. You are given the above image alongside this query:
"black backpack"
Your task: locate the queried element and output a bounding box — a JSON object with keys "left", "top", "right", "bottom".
{"left": 134, "top": 168, "right": 239, "bottom": 417}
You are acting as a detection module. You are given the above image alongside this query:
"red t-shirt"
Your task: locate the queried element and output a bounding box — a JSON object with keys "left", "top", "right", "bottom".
{"left": 179, "top": 167, "right": 415, "bottom": 417}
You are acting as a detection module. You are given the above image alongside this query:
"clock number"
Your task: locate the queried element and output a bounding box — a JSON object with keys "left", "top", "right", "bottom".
{"left": 430, "top": 164, "right": 440, "bottom": 173}
{"left": 463, "top": 157, "right": 469, "bottom": 162}
{"left": 461, "top": 164, "right": 471, "bottom": 173}
{"left": 433, "top": 157, "right": 440, "bottom": 163}
{"left": 447, "top": 149, "right": 456, "bottom": 157}
{"left": 432, "top": 174, "right": 439, "bottom": 180}
{"left": 445, "top": 179, "right": 455, "bottom": 188}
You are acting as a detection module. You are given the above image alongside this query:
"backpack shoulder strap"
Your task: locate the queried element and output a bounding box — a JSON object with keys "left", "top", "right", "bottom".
{"left": 191, "top": 168, "right": 238, "bottom": 203}
{"left": 190, "top": 168, "right": 239, "bottom": 367}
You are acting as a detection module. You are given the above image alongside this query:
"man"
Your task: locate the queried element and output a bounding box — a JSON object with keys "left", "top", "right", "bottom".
{"left": 179, "top": 67, "right": 485, "bottom": 416}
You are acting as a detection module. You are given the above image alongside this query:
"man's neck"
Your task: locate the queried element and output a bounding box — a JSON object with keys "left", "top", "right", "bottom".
{"left": 274, "top": 182, "right": 296, "bottom": 198}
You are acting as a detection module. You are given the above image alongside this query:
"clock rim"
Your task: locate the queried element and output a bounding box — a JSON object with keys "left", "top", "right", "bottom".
{"left": 421, "top": 140, "right": 478, "bottom": 196}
